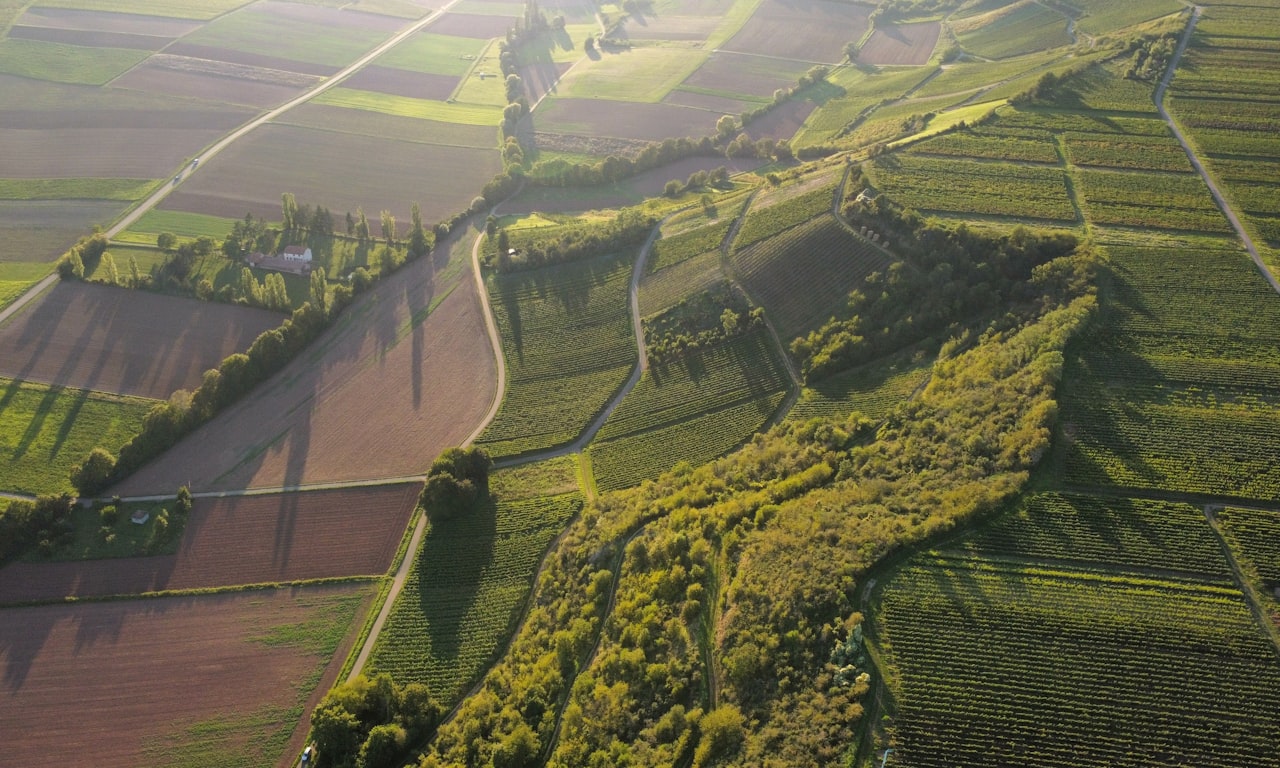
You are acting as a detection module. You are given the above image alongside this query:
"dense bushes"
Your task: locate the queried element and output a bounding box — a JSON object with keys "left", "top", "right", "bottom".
{"left": 0, "top": 495, "right": 75, "bottom": 562}
{"left": 419, "top": 447, "right": 492, "bottom": 522}
{"left": 311, "top": 673, "right": 443, "bottom": 768}
{"left": 492, "top": 209, "right": 656, "bottom": 272}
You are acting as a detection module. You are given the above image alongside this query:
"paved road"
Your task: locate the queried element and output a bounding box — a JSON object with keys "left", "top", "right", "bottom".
{"left": 1156, "top": 6, "right": 1280, "bottom": 295}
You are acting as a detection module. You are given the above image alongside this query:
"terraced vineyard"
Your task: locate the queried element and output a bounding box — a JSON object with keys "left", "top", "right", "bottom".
{"left": 867, "top": 154, "right": 1076, "bottom": 224}
{"left": 732, "top": 215, "right": 892, "bottom": 338}
{"left": 638, "top": 249, "right": 725, "bottom": 317}
{"left": 1217, "top": 506, "right": 1280, "bottom": 586}
{"left": 731, "top": 181, "right": 837, "bottom": 251}
{"left": 476, "top": 253, "right": 636, "bottom": 458}
{"left": 367, "top": 490, "right": 583, "bottom": 702}
{"left": 589, "top": 329, "right": 790, "bottom": 491}
{"left": 1076, "top": 168, "right": 1231, "bottom": 232}
{"left": 905, "top": 127, "right": 1059, "bottom": 164}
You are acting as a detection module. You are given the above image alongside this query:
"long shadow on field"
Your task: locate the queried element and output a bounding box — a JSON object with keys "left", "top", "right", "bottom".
{"left": 414, "top": 494, "right": 498, "bottom": 665}
{"left": 0, "top": 607, "right": 57, "bottom": 691}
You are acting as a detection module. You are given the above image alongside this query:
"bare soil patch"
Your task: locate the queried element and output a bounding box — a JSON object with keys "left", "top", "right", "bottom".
{"left": 0, "top": 281, "right": 283, "bottom": 400}
{"left": 518, "top": 60, "right": 573, "bottom": 103}
{"left": 0, "top": 485, "right": 418, "bottom": 604}
{"left": 7, "top": 25, "right": 171, "bottom": 50}
{"left": 165, "top": 42, "right": 339, "bottom": 77}
{"left": 16, "top": 7, "right": 202, "bottom": 37}
{"left": 158, "top": 123, "right": 500, "bottom": 225}
{"left": 620, "top": 14, "right": 720, "bottom": 41}
{"left": 536, "top": 98, "right": 718, "bottom": 141}
{"left": 744, "top": 99, "right": 818, "bottom": 141}
{"left": 429, "top": 12, "right": 517, "bottom": 38}
{"left": 112, "top": 62, "right": 306, "bottom": 108}
{"left": 721, "top": 0, "right": 870, "bottom": 63}
{"left": 858, "top": 21, "right": 941, "bottom": 65}
{"left": 1, "top": 107, "right": 252, "bottom": 130}
{"left": 0, "top": 200, "right": 129, "bottom": 262}
{"left": 0, "top": 584, "right": 370, "bottom": 768}
{"left": 680, "top": 50, "right": 810, "bottom": 97}
{"left": 664, "top": 89, "right": 760, "bottom": 114}
{"left": 341, "top": 65, "right": 458, "bottom": 100}
{"left": 277, "top": 103, "right": 496, "bottom": 148}
{"left": 0, "top": 126, "right": 234, "bottom": 178}
{"left": 112, "top": 247, "right": 497, "bottom": 494}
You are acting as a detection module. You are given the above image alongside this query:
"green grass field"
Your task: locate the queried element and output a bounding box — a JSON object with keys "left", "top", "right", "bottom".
{"left": 0, "top": 262, "right": 53, "bottom": 312}
{"left": 955, "top": 1, "right": 1073, "bottom": 60}
{"left": 313, "top": 87, "right": 504, "bottom": 126}
{"left": 0, "top": 378, "right": 155, "bottom": 496}
{"left": 31, "top": 0, "right": 252, "bottom": 19}
{"left": 1073, "top": 0, "right": 1183, "bottom": 36}
{"left": 367, "top": 489, "right": 583, "bottom": 702}
{"left": 868, "top": 153, "right": 1076, "bottom": 223}
{"left": 476, "top": 252, "right": 637, "bottom": 457}
{"left": 448, "top": 41, "right": 507, "bottom": 107}
{"left": 375, "top": 32, "right": 489, "bottom": 76}
{"left": 0, "top": 178, "right": 160, "bottom": 202}
{"left": 558, "top": 46, "right": 707, "bottom": 103}
{"left": 117, "top": 210, "right": 244, "bottom": 244}
{"left": 181, "top": 6, "right": 389, "bottom": 68}
{"left": 0, "top": 39, "right": 149, "bottom": 85}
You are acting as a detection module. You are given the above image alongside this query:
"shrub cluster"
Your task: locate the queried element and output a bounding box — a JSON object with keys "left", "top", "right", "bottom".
{"left": 311, "top": 673, "right": 443, "bottom": 768}
{"left": 419, "top": 446, "right": 493, "bottom": 523}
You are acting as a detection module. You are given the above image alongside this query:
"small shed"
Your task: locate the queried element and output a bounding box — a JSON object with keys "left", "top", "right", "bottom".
{"left": 130, "top": 510, "right": 150, "bottom": 525}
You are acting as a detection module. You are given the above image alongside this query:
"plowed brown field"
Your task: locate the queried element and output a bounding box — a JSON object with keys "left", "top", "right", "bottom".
{"left": 0, "top": 281, "right": 284, "bottom": 399}
{"left": 0, "top": 583, "right": 372, "bottom": 768}
{"left": 722, "top": 0, "right": 870, "bottom": 62}
{"left": 111, "top": 234, "right": 497, "bottom": 495}
{"left": 0, "top": 485, "right": 418, "bottom": 604}
{"left": 858, "top": 21, "right": 941, "bottom": 65}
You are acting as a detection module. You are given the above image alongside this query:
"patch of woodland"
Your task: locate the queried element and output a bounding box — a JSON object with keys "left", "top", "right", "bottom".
{"left": 643, "top": 284, "right": 764, "bottom": 365}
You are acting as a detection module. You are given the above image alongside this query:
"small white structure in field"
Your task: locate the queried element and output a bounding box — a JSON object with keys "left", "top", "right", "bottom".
{"left": 130, "top": 509, "right": 150, "bottom": 525}
{"left": 281, "top": 245, "right": 313, "bottom": 262}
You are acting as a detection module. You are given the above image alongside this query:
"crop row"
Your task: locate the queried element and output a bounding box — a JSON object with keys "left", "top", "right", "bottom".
{"left": 648, "top": 217, "right": 733, "bottom": 273}
{"left": 993, "top": 109, "right": 1171, "bottom": 136}
{"left": 949, "top": 493, "right": 1231, "bottom": 578}
{"left": 478, "top": 253, "right": 636, "bottom": 457}
{"left": 789, "top": 347, "right": 933, "bottom": 422}
{"left": 733, "top": 215, "right": 892, "bottom": 338}
{"left": 1217, "top": 507, "right": 1280, "bottom": 585}
{"left": 731, "top": 182, "right": 837, "bottom": 251}
{"left": 368, "top": 492, "right": 583, "bottom": 702}
{"left": 1198, "top": 5, "right": 1280, "bottom": 41}
{"left": 1062, "top": 132, "right": 1191, "bottom": 172}
{"left": 868, "top": 155, "right": 1076, "bottom": 222}
{"left": 1076, "top": 169, "right": 1230, "bottom": 232}
{"left": 908, "top": 129, "right": 1060, "bottom": 164}
{"left": 638, "top": 250, "right": 725, "bottom": 318}
{"left": 1081, "top": 331, "right": 1280, "bottom": 390}
{"left": 875, "top": 558, "right": 1280, "bottom": 767}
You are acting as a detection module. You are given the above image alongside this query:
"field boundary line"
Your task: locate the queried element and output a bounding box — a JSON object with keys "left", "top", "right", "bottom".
{"left": 1156, "top": 5, "right": 1280, "bottom": 295}
{"left": 1202, "top": 505, "right": 1280, "bottom": 660}
{"left": 346, "top": 510, "right": 428, "bottom": 681}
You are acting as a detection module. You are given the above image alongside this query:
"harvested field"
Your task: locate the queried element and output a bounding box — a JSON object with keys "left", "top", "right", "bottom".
{"left": 276, "top": 103, "right": 497, "bottom": 148}
{"left": 111, "top": 243, "right": 497, "bottom": 494}
{"left": 721, "top": 0, "right": 870, "bottom": 63}
{"left": 111, "top": 62, "right": 305, "bottom": 108}
{"left": 255, "top": 0, "right": 405, "bottom": 31}
{"left": 0, "top": 485, "right": 418, "bottom": 604}
{"left": 680, "top": 50, "right": 810, "bottom": 98}
{"left": 16, "top": 7, "right": 203, "bottom": 36}
{"left": 181, "top": 2, "right": 396, "bottom": 69}
{"left": 620, "top": 14, "right": 720, "bottom": 41}
{"left": 0, "top": 281, "right": 283, "bottom": 400}
{"left": 0, "top": 200, "right": 130, "bottom": 262}
{"left": 518, "top": 60, "right": 573, "bottom": 103}
{"left": 0, "top": 584, "right": 371, "bottom": 768}
{"left": 340, "top": 64, "right": 458, "bottom": 100}
{"left": 164, "top": 41, "right": 339, "bottom": 77}
{"left": 1, "top": 106, "right": 250, "bottom": 131}
{"left": 158, "top": 124, "right": 501, "bottom": 225}
{"left": 535, "top": 98, "right": 718, "bottom": 141}
{"left": 428, "top": 11, "right": 516, "bottom": 38}
{"left": 664, "top": 89, "right": 761, "bottom": 115}
{"left": 0, "top": 126, "right": 232, "bottom": 178}
{"left": 858, "top": 21, "right": 940, "bottom": 66}
{"left": 744, "top": 99, "right": 819, "bottom": 141}
{"left": 7, "top": 25, "right": 171, "bottom": 50}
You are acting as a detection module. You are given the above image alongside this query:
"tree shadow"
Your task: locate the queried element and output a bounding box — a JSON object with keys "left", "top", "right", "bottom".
{"left": 415, "top": 495, "right": 498, "bottom": 664}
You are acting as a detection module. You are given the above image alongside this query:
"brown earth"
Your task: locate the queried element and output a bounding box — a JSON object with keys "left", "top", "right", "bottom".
{"left": 15, "top": 7, "right": 202, "bottom": 36}
{"left": 7, "top": 24, "right": 171, "bottom": 50}
{"left": 619, "top": 14, "right": 720, "bottom": 41}
{"left": 111, "top": 62, "right": 306, "bottom": 108}
{"left": 858, "top": 21, "right": 941, "bottom": 66}
{"left": 111, "top": 232, "right": 497, "bottom": 494}
{"left": 164, "top": 41, "right": 340, "bottom": 77}
{"left": 0, "top": 125, "right": 237, "bottom": 178}
{"left": 157, "top": 123, "right": 501, "bottom": 225}
{"left": 744, "top": 99, "right": 819, "bottom": 141}
{"left": 536, "top": 98, "right": 720, "bottom": 141}
{"left": 275, "top": 103, "right": 497, "bottom": 148}
{"left": 0, "top": 281, "right": 284, "bottom": 400}
{"left": 1, "top": 107, "right": 252, "bottom": 130}
{"left": 663, "top": 89, "right": 760, "bottom": 115}
{"left": 429, "top": 12, "right": 518, "bottom": 38}
{"left": 0, "top": 485, "right": 419, "bottom": 604}
{"left": 0, "top": 583, "right": 371, "bottom": 768}
{"left": 721, "top": 0, "right": 871, "bottom": 63}
{"left": 680, "top": 50, "right": 809, "bottom": 97}
{"left": 0, "top": 200, "right": 129, "bottom": 262}
{"left": 341, "top": 64, "right": 459, "bottom": 100}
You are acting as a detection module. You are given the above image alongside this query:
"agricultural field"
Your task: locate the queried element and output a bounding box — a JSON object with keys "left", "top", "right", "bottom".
{"left": 788, "top": 344, "right": 934, "bottom": 423}
{"left": 0, "top": 281, "right": 283, "bottom": 400}
{"left": 112, "top": 246, "right": 496, "bottom": 494}
{"left": 675, "top": 51, "right": 811, "bottom": 104}
{"left": 533, "top": 97, "right": 721, "bottom": 143}
{"left": 720, "top": 0, "right": 870, "bottom": 63}
{"left": 872, "top": 529, "right": 1280, "bottom": 767}
{"left": 905, "top": 126, "right": 1059, "bottom": 164}
{"left": 0, "top": 377, "right": 153, "bottom": 496}
{"left": 476, "top": 252, "right": 636, "bottom": 457}
{"left": 0, "top": 584, "right": 371, "bottom": 768}
{"left": 274, "top": 103, "right": 498, "bottom": 149}
{"left": 589, "top": 329, "right": 790, "bottom": 491}
{"left": 1215, "top": 506, "right": 1280, "bottom": 589}
{"left": 953, "top": 0, "right": 1073, "bottom": 60}
{"left": 856, "top": 21, "right": 940, "bottom": 66}
{"left": 0, "top": 485, "right": 420, "bottom": 604}
{"left": 731, "top": 176, "right": 837, "bottom": 250}
{"left": 867, "top": 154, "right": 1076, "bottom": 224}
{"left": 638, "top": 248, "right": 724, "bottom": 316}
{"left": 732, "top": 214, "right": 891, "bottom": 338}
{"left": 791, "top": 66, "right": 938, "bottom": 148}
{"left": 1075, "top": 168, "right": 1231, "bottom": 233}
{"left": 648, "top": 214, "right": 735, "bottom": 273}
{"left": 556, "top": 46, "right": 706, "bottom": 103}
{"left": 1071, "top": 0, "right": 1184, "bottom": 36}
{"left": 0, "top": 262, "right": 51, "bottom": 311}
{"left": 367, "top": 486, "right": 583, "bottom": 701}
{"left": 1060, "top": 130, "right": 1191, "bottom": 172}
